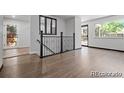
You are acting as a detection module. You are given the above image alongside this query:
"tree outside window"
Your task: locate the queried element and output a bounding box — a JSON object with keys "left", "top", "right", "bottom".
{"left": 95, "top": 20, "right": 124, "bottom": 38}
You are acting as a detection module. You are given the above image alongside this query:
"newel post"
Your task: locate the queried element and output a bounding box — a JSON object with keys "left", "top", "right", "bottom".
{"left": 40, "top": 31, "right": 43, "bottom": 58}
{"left": 73, "top": 33, "right": 75, "bottom": 50}
{"left": 60, "top": 32, "right": 63, "bottom": 53}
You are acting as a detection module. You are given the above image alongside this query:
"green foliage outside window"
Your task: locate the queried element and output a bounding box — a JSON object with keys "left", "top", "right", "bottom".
{"left": 95, "top": 21, "right": 124, "bottom": 37}
{"left": 101, "top": 21, "right": 124, "bottom": 33}
{"left": 7, "top": 25, "right": 17, "bottom": 33}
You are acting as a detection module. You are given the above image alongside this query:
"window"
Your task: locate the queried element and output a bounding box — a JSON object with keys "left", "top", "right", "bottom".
{"left": 40, "top": 17, "right": 45, "bottom": 33}
{"left": 6, "top": 25, "right": 17, "bottom": 47}
{"left": 52, "top": 20, "right": 56, "bottom": 34}
{"left": 39, "top": 15, "right": 57, "bottom": 35}
{"left": 95, "top": 20, "right": 124, "bottom": 38}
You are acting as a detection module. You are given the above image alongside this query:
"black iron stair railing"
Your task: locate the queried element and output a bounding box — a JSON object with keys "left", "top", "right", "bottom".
{"left": 38, "top": 31, "right": 75, "bottom": 58}
{"left": 37, "top": 39, "right": 55, "bottom": 57}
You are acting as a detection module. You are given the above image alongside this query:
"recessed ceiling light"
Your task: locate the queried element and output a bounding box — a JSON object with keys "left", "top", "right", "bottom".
{"left": 12, "top": 15, "right": 16, "bottom": 18}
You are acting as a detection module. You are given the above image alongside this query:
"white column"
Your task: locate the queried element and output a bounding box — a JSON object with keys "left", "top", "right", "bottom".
{"left": 75, "top": 16, "right": 81, "bottom": 49}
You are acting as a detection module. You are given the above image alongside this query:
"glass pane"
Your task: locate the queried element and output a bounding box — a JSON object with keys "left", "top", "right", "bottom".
{"left": 40, "top": 17, "right": 45, "bottom": 33}
{"left": 47, "top": 18, "right": 51, "bottom": 34}
{"left": 81, "top": 26, "right": 88, "bottom": 36}
{"left": 7, "top": 25, "right": 17, "bottom": 47}
{"left": 81, "top": 26, "right": 88, "bottom": 46}
{"left": 95, "top": 20, "right": 124, "bottom": 38}
{"left": 95, "top": 24, "right": 101, "bottom": 37}
{"left": 52, "top": 19, "right": 56, "bottom": 34}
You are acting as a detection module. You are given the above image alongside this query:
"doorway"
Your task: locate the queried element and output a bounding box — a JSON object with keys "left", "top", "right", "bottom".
{"left": 81, "top": 25, "right": 88, "bottom": 46}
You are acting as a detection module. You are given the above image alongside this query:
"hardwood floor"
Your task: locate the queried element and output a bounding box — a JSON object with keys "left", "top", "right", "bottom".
{"left": 1, "top": 47, "right": 124, "bottom": 78}
{"left": 3, "top": 48, "right": 29, "bottom": 58}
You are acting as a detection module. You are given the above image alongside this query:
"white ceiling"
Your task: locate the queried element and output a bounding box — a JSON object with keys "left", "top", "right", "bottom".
{"left": 52, "top": 15, "right": 75, "bottom": 20}
{"left": 4, "top": 15, "right": 31, "bottom": 22}
{"left": 3, "top": 15, "right": 110, "bottom": 22}
{"left": 53, "top": 15, "right": 110, "bottom": 22}
{"left": 80, "top": 15, "right": 110, "bottom": 22}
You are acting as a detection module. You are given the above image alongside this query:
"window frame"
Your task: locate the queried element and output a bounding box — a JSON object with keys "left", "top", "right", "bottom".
{"left": 95, "top": 22, "right": 124, "bottom": 39}
{"left": 39, "top": 15, "right": 57, "bottom": 35}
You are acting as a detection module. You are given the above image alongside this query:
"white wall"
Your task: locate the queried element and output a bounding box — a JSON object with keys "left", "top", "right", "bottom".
{"left": 0, "top": 16, "right": 3, "bottom": 68}
{"left": 64, "top": 17, "right": 81, "bottom": 49}
{"left": 82, "top": 15, "right": 124, "bottom": 51}
{"left": 3, "top": 18, "right": 30, "bottom": 49}
{"left": 30, "top": 15, "right": 67, "bottom": 55}
{"left": 65, "top": 18, "right": 75, "bottom": 36}
{"left": 30, "top": 15, "right": 40, "bottom": 55}
{"left": 56, "top": 17, "right": 66, "bottom": 35}
{"left": 75, "top": 16, "right": 81, "bottom": 49}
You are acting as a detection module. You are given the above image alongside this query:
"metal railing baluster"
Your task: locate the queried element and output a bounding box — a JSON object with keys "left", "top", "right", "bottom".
{"left": 37, "top": 32, "right": 75, "bottom": 58}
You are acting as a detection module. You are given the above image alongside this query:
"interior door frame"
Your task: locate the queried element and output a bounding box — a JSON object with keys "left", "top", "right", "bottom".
{"left": 81, "top": 24, "right": 89, "bottom": 47}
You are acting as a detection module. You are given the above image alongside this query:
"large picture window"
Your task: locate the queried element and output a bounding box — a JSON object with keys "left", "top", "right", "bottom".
{"left": 95, "top": 20, "right": 124, "bottom": 38}
{"left": 39, "top": 15, "right": 57, "bottom": 35}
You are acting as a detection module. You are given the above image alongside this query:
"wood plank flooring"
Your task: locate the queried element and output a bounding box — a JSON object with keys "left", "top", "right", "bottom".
{"left": 1, "top": 47, "right": 124, "bottom": 78}
{"left": 3, "top": 48, "right": 29, "bottom": 58}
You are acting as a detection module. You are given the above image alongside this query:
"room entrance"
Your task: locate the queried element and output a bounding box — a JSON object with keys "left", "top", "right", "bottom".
{"left": 81, "top": 25, "right": 88, "bottom": 46}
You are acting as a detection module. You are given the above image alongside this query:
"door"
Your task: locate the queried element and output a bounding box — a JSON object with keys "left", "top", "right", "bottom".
{"left": 81, "top": 25, "right": 88, "bottom": 46}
